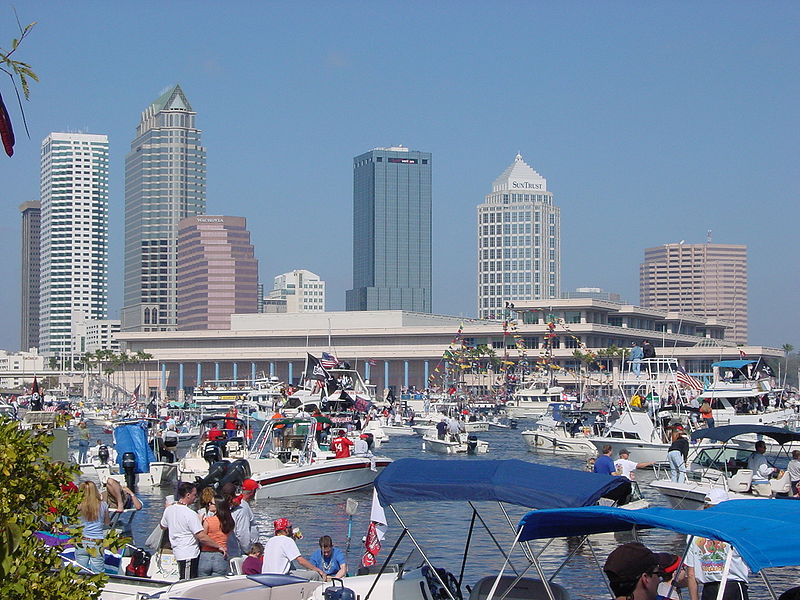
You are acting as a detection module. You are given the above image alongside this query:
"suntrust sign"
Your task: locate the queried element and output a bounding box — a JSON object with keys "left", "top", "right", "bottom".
{"left": 511, "top": 180, "right": 545, "bottom": 190}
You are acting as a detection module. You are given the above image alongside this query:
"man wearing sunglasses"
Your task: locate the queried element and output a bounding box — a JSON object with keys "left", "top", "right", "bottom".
{"left": 604, "top": 542, "right": 674, "bottom": 600}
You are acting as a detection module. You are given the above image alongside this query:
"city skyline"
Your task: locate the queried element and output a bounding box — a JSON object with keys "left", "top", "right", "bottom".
{"left": 1, "top": 4, "right": 798, "bottom": 350}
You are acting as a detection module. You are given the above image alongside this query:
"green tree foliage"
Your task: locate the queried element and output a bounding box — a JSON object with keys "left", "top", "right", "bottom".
{"left": 0, "top": 419, "right": 121, "bottom": 599}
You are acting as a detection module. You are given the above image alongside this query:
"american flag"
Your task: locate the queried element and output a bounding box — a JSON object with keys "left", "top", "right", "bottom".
{"left": 321, "top": 352, "right": 340, "bottom": 369}
{"left": 367, "top": 358, "right": 377, "bottom": 366}
{"left": 676, "top": 366, "right": 704, "bottom": 391}
{"left": 739, "top": 349, "right": 747, "bottom": 359}
{"left": 129, "top": 384, "right": 140, "bottom": 408}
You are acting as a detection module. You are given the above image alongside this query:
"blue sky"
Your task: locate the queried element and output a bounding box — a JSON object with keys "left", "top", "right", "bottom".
{"left": 1, "top": 2, "right": 798, "bottom": 350}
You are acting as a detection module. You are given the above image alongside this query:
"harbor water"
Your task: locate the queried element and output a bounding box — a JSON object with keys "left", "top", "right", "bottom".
{"left": 73, "top": 421, "right": 800, "bottom": 599}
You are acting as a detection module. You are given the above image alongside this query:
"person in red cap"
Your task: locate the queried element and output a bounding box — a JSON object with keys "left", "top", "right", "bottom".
{"left": 330, "top": 430, "right": 353, "bottom": 459}
{"left": 656, "top": 553, "right": 686, "bottom": 600}
{"left": 261, "top": 517, "right": 325, "bottom": 578}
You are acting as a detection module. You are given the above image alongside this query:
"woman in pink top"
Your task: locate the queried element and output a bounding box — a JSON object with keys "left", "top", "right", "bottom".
{"left": 198, "top": 495, "right": 234, "bottom": 577}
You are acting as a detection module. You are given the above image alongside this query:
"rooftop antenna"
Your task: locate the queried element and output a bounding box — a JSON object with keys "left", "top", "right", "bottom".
{"left": 706, "top": 229, "right": 712, "bottom": 243}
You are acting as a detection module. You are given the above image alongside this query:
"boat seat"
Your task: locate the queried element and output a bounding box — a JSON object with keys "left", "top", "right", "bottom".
{"left": 229, "top": 556, "right": 244, "bottom": 575}
{"left": 727, "top": 469, "right": 753, "bottom": 493}
{"left": 469, "top": 576, "right": 571, "bottom": 600}
{"left": 771, "top": 471, "right": 792, "bottom": 495}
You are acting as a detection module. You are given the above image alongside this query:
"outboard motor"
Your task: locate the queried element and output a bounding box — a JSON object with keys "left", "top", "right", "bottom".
{"left": 466, "top": 434, "right": 479, "bottom": 456}
{"left": 218, "top": 458, "right": 251, "bottom": 489}
{"left": 97, "top": 444, "right": 110, "bottom": 465}
{"left": 196, "top": 460, "right": 230, "bottom": 492}
{"left": 121, "top": 451, "right": 138, "bottom": 491}
{"left": 362, "top": 432, "right": 374, "bottom": 451}
{"left": 203, "top": 441, "right": 223, "bottom": 465}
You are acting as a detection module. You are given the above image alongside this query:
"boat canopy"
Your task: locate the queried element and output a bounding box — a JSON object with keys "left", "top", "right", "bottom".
{"left": 712, "top": 360, "right": 756, "bottom": 369}
{"left": 690, "top": 424, "right": 800, "bottom": 445}
{"left": 516, "top": 500, "right": 800, "bottom": 572}
{"left": 374, "top": 458, "right": 630, "bottom": 509}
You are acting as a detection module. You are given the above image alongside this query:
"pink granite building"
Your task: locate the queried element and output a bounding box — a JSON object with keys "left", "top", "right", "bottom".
{"left": 177, "top": 216, "right": 258, "bottom": 330}
{"left": 640, "top": 243, "right": 747, "bottom": 344}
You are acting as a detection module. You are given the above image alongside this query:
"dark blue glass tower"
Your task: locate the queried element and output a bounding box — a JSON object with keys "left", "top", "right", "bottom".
{"left": 346, "top": 146, "right": 432, "bottom": 312}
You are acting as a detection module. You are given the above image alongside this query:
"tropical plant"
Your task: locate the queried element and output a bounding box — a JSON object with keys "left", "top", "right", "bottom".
{"left": 0, "top": 14, "right": 37, "bottom": 157}
{"left": 0, "top": 418, "right": 125, "bottom": 599}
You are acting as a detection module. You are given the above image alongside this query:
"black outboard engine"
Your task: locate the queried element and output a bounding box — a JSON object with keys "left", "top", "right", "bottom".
{"left": 196, "top": 460, "right": 230, "bottom": 493}
{"left": 121, "top": 451, "right": 138, "bottom": 491}
{"left": 203, "top": 441, "right": 223, "bottom": 465}
{"left": 97, "top": 444, "right": 110, "bottom": 465}
{"left": 362, "top": 432, "right": 374, "bottom": 451}
{"left": 466, "top": 434, "right": 479, "bottom": 455}
{"left": 218, "top": 458, "right": 251, "bottom": 489}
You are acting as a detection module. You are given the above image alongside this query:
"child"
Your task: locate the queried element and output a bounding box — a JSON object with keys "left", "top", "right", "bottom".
{"left": 242, "top": 542, "right": 264, "bottom": 575}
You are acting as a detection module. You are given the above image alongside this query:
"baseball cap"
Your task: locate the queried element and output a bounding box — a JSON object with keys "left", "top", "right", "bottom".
{"left": 656, "top": 553, "right": 682, "bottom": 575}
{"left": 241, "top": 478, "right": 259, "bottom": 491}
{"left": 604, "top": 542, "right": 659, "bottom": 582}
{"left": 274, "top": 517, "right": 293, "bottom": 533}
{"left": 704, "top": 488, "right": 730, "bottom": 505}
{"left": 618, "top": 448, "right": 630, "bottom": 456}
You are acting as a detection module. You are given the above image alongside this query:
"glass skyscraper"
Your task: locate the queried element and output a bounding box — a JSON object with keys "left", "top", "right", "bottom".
{"left": 122, "top": 84, "right": 206, "bottom": 332}
{"left": 39, "top": 133, "right": 109, "bottom": 356}
{"left": 19, "top": 200, "right": 41, "bottom": 352}
{"left": 477, "top": 153, "right": 561, "bottom": 320}
{"left": 346, "top": 146, "right": 432, "bottom": 313}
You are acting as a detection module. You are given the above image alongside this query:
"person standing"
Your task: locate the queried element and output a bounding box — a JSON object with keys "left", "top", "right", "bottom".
{"left": 436, "top": 419, "right": 447, "bottom": 440}
{"left": 594, "top": 445, "right": 618, "bottom": 475}
{"left": 630, "top": 342, "right": 644, "bottom": 377}
{"left": 76, "top": 481, "right": 109, "bottom": 573}
{"left": 309, "top": 535, "right": 347, "bottom": 581}
{"left": 615, "top": 449, "right": 655, "bottom": 480}
{"left": 685, "top": 489, "right": 749, "bottom": 600}
{"left": 76, "top": 421, "right": 91, "bottom": 464}
{"left": 330, "top": 430, "right": 353, "bottom": 459}
{"left": 642, "top": 340, "right": 656, "bottom": 359}
{"left": 668, "top": 429, "right": 690, "bottom": 483}
{"left": 261, "top": 518, "right": 326, "bottom": 578}
{"left": 198, "top": 495, "right": 234, "bottom": 577}
{"left": 160, "top": 482, "right": 225, "bottom": 580}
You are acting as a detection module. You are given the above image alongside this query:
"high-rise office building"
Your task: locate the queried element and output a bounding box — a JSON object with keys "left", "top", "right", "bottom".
{"left": 269, "top": 270, "right": 326, "bottom": 313}
{"left": 640, "top": 243, "right": 748, "bottom": 343}
{"left": 477, "top": 153, "right": 561, "bottom": 320}
{"left": 346, "top": 146, "right": 432, "bottom": 313}
{"left": 19, "top": 200, "right": 41, "bottom": 351}
{"left": 176, "top": 216, "right": 258, "bottom": 330}
{"left": 122, "top": 84, "right": 206, "bottom": 332}
{"left": 39, "top": 133, "right": 109, "bottom": 357}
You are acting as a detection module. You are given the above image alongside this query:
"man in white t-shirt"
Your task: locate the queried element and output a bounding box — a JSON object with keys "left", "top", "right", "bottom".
{"left": 160, "top": 482, "right": 225, "bottom": 579}
{"left": 614, "top": 449, "right": 654, "bottom": 480}
{"left": 262, "top": 517, "right": 326, "bottom": 578}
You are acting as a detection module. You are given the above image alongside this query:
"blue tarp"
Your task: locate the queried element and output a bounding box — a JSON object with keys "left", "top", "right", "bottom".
{"left": 374, "top": 458, "right": 631, "bottom": 509}
{"left": 114, "top": 422, "right": 156, "bottom": 473}
{"left": 516, "top": 500, "right": 800, "bottom": 572}
{"left": 690, "top": 424, "right": 800, "bottom": 445}
{"left": 711, "top": 360, "right": 755, "bottom": 369}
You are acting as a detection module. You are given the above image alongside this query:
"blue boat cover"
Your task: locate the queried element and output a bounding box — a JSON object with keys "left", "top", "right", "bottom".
{"left": 114, "top": 422, "right": 156, "bottom": 473}
{"left": 516, "top": 500, "right": 800, "bottom": 572}
{"left": 690, "top": 424, "right": 800, "bottom": 445}
{"left": 711, "top": 360, "right": 755, "bottom": 368}
{"left": 374, "top": 458, "right": 630, "bottom": 509}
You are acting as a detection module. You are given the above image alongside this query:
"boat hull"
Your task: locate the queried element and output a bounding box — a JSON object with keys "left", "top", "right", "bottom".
{"left": 251, "top": 456, "right": 392, "bottom": 498}
{"left": 521, "top": 430, "right": 597, "bottom": 456}
{"left": 422, "top": 436, "right": 489, "bottom": 455}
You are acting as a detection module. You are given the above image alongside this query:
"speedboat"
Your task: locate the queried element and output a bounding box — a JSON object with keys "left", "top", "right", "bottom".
{"left": 650, "top": 424, "right": 800, "bottom": 507}
{"left": 521, "top": 403, "right": 603, "bottom": 456}
{"left": 504, "top": 384, "right": 565, "bottom": 418}
{"left": 422, "top": 431, "right": 489, "bottom": 454}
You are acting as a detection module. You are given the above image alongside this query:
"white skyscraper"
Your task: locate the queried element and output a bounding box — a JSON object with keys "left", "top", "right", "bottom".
{"left": 477, "top": 154, "right": 561, "bottom": 320}
{"left": 269, "top": 270, "right": 326, "bottom": 312}
{"left": 39, "top": 132, "right": 109, "bottom": 357}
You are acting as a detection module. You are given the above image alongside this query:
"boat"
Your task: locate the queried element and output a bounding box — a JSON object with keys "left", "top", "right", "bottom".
{"left": 504, "top": 384, "right": 567, "bottom": 419}
{"left": 191, "top": 377, "right": 277, "bottom": 415}
{"left": 177, "top": 415, "right": 254, "bottom": 481}
{"left": 422, "top": 431, "right": 489, "bottom": 454}
{"left": 521, "top": 403, "right": 601, "bottom": 456}
{"left": 649, "top": 424, "right": 800, "bottom": 507}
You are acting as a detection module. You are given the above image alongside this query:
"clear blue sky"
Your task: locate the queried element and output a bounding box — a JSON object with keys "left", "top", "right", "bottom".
{"left": 1, "top": 2, "right": 798, "bottom": 350}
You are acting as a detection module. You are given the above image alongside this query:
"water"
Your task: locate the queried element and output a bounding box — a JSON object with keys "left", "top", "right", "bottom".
{"left": 71, "top": 422, "right": 800, "bottom": 598}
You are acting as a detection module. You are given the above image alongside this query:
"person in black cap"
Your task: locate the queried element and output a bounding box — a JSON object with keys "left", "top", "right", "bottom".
{"left": 604, "top": 542, "right": 674, "bottom": 600}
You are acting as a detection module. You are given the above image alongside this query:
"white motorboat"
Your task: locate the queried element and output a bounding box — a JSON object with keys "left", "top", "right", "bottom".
{"left": 504, "top": 384, "right": 566, "bottom": 418}
{"left": 462, "top": 420, "right": 490, "bottom": 432}
{"left": 649, "top": 424, "right": 800, "bottom": 508}
{"left": 177, "top": 415, "right": 254, "bottom": 481}
{"left": 422, "top": 432, "right": 489, "bottom": 454}
{"left": 522, "top": 403, "right": 606, "bottom": 456}
{"left": 381, "top": 423, "right": 415, "bottom": 436}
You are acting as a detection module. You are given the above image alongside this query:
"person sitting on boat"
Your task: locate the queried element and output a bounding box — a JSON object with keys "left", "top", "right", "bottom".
{"left": 747, "top": 440, "right": 777, "bottom": 480}
{"left": 686, "top": 489, "right": 749, "bottom": 600}
{"left": 104, "top": 476, "right": 143, "bottom": 538}
{"left": 330, "top": 430, "right": 353, "bottom": 459}
{"left": 261, "top": 518, "right": 326, "bottom": 579}
{"left": 603, "top": 541, "right": 665, "bottom": 600}
{"left": 310, "top": 535, "right": 347, "bottom": 581}
{"left": 242, "top": 542, "right": 264, "bottom": 574}
{"left": 615, "top": 448, "right": 655, "bottom": 480}
{"left": 594, "top": 445, "right": 618, "bottom": 476}
{"left": 207, "top": 423, "right": 225, "bottom": 441}
{"left": 787, "top": 450, "right": 800, "bottom": 497}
